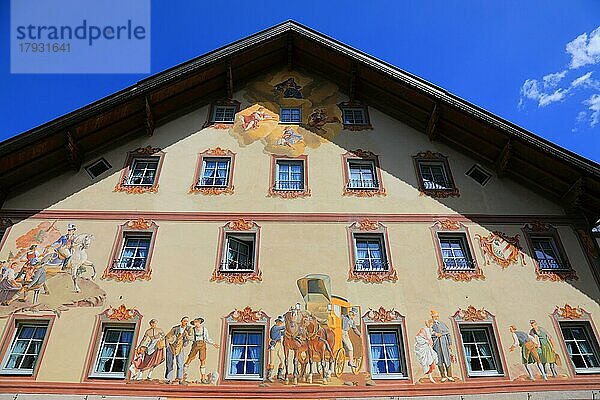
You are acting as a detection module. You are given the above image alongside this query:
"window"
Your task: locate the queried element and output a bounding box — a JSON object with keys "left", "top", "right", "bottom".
{"left": 437, "top": 233, "right": 476, "bottom": 271}
{"left": 114, "top": 233, "right": 152, "bottom": 271}
{"left": 347, "top": 160, "right": 378, "bottom": 189}
{"left": 342, "top": 150, "right": 386, "bottom": 196}
{"left": 367, "top": 327, "right": 406, "bottom": 378}
{"left": 275, "top": 160, "right": 304, "bottom": 191}
{"left": 126, "top": 158, "right": 159, "bottom": 186}
{"left": 212, "top": 105, "right": 237, "bottom": 123}
{"left": 338, "top": 101, "right": 372, "bottom": 130}
{"left": 466, "top": 165, "right": 491, "bottom": 186}
{"left": 559, "top": 322, "right": 600, "bottom": 373}
{"left": 413, "top": 152, "right": 459, "bottom": 198}
{"left": 280, "top": 108, "right": 302, "bottom": 123}
{"left": 531, "top": 236, "right": 565, "bottom": 271}
{"left": 342, "top": 108, "right": 366, "bottom": 125}
{"left": 114, "top": 146, "right": 164, "bottom": 194}
{"left": 459, "top": 326, "right": 503, "bottom": 376}
{"left": 198, "top": 158, "right": 231, "bottom": 188}
{"left": 353, "top": 234, "right": 388, "bottom": 271}
{"left": 227, "top": 328, "right": 264, "bottom": 380}
{"left": 91, "top": 325, "right": 135, "bottom": 378}
{"left": 85, "top": 158, "right": 112, "bottom": 179}
{"left": 1, "top": 322, "right": 49, "bottom": 375}
{"left": 222, "top": 233, "right": 256, "bottom": 272}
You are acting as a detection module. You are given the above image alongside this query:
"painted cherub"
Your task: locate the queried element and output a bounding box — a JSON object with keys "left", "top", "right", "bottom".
{"left": 240, "top": 107, "right": 275, "bottom": 131}
{"left": 275, "top": 127, "right": 303, "bottom": 147}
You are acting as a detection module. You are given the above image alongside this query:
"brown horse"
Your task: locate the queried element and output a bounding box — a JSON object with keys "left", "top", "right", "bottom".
{"left": 282, "top": 309, "right": 311, "bottom": 384}
{"left": 303, "top": 314, "right": 336, "bottom": 383}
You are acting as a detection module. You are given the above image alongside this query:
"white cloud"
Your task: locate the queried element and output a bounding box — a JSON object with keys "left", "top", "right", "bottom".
{"left": 543, "top": 70, "right": 567, "bottom": 88}
{"left": 566, "top": 26, "right": 600, "bottom": 69}
{"left": 571, "top": 71, "right": 593, "bottom": 88}
{"left": 520, "top": 79, "right": 568, "bottom": 107}
{"left": 584, "top": 94, "right": 600, "bottom": 127}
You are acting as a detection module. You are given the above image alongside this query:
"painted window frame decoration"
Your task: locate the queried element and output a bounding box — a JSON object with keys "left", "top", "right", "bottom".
{"left": 342, "top": 150, "right": 386, "bottom": 197}
{"left": 189, "top": 148, "right": 236, "bottom": 195}
{"left": 0, "top": 313, "right": 55, "bottom": 379}
{"left": 451, "top": 306, "right": 507, "bottom": 381}
{"left": 268, "top": 154, "right": 310, "bottom": 198}
{"left": 347, "top": 219, "right": 397, "bottom": 283}
{"left": 219, "top": 307, "right": 269, "bottom": 382}
{"left": 431, "top": 220, "right": 484, "bottom": 282}
{"left": 362, "top": 307, "right": 411, "bottom": 381}
{"left": 212, "top": 219, "right": 262, "bottom": 284}
{"left": 114, "top": 146, "right": 165, "bottom": 194}
{"left": 413, "top": 151, "right": 460, "bottom": 198}
{"left": 103, "top": 218, "right": 158, "bottom": 282}
{"left": 203, "top": 99, "right": 241, "bottom": 129}
{"left": 85, "top": 305, "right": 141, "bottom": 381}
{"left": 338, "top": 100, "right": 373, "bottom": 131}
{"left": 551, "top": 304, "right": 600, "bottom": 375}
{"left": 522, "top": 222, "right": 577, "bottom": 281}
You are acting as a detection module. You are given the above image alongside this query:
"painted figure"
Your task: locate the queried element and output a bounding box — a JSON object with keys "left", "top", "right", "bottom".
{"left": 509, "top": 325, "right": 548, "bottom": 380}
{"left": 275, "top": 127, "right": 303, "bottom": 147}
{"left": 184, "top": 317, "right": 219, "bottom": 384}
{"left": 52, "top": 224, "right": 77, "bottom": 269}
{"left": 529, "top": 320, "right": 558, "bottom": 378}
{"left": 18, "top": 258, "right": 50, "bottom": 301}
{"left": 430, "top": 310, "right": 455, "bottom": 382}
{"left": 21, "top": 244, "right": 40, "bottom": 266}
{"left": 342, "top": 308, "right": 361, "bottom": 369}
{"left": 266, "top": 315, "right": 286, "bottom": 382}
{"left": 240, "top": 107, "right": 274, "bottom": 131}
{"left": 129, "top": 319, "right": 165, "bottom": 380}
{"left": 165, "top": 316, "right": 191, "bottom": 384}
{"left": 307, "top": 109, "right": 340, "bottom": 132}
{"left": 415, "top": 319, "right": 438, "bottom": 383}
{"left": 0, "top": 262, "right": 22, "bottom": 306}
{"left": 274, "top": 77, "right": 303, "bottom": 99}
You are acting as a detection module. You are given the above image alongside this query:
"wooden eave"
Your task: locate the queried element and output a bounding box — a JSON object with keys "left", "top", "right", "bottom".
{"left": 1, "top": 20, "right": 599, "bottom": 222}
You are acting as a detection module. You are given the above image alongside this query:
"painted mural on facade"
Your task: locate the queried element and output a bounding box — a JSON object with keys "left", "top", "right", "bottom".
{"left": 0, "top": 221, "right": 105, "bottom": 316}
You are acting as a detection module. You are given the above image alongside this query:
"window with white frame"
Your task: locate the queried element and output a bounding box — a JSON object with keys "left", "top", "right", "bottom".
{"left": 559, "top": 322, "right": 600, "bottom": 373}
{"left": 342, "top": 108, "right": 367, "bottom": 125}
{"left": 126, "top": 157, "right": 159, "bottom": 186}
{"left": 212, "top": 105, "right": 237, "bottom": 123}
{"left": 347, "top": 160, "right": 378, "bottom": 189}
{"left": 275, "top": 159, "right": 304, "bottom": 190}
{"left": 198, "top": 158, "right": 231, "bottom": 187}
{"left": 437, "top": 233, "right": 475, "bottom": 271}
{"left": 222, "top": 233, "right": 256, "bottom": 272}
{"left": 353, "top": 234, "right": 388, "bottom": 271}
{"left": 1, "top": 322, "right": 49, "bottom": 375}
{"left": 92, "top": 325, "right": 135, "bottom": 378}
{"left": 114, "top": 233, "right": 152, "bottom": 271}
{"left": 227, "top": 328, "right": 264, "bottom": 380}
{"left": 459, "top": 325, "right": 503, "bottom": 376}
{"left": 280, "top": 108, "right": 302, "bottom": 123}
{"left": 367, "top": 326, "right": 406, "bottom": 378}
{"left": 418, "top": 162, "right": 451, "bottom": 190}
{"left": 531, "top": 236, "right": 566, "bottom": 271}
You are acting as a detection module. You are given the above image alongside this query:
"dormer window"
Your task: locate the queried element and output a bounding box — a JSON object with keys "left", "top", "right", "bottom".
{"left": 212, "top": 105, "right": 237, "bottom": 123}
{"left": 280, "top": 108, "right": 302, "bottom": 123}
{"left": 338, "top": 101, "right": 372, "bottom": 131}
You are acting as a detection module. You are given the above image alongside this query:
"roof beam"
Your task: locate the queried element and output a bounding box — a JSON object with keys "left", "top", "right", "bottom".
{"left": 349, "top": 62, "right": 358, "bottom": 101}
{"left": 287, "top": 33, "right": 293, "bottom": 70}
{"left": 145, "top": 96, "right": 155, "bottom": 137}
{"left": 226, "top": 58, "right": 234, "bottom": 99}
{"left": 64, "top": 129, "right": 81, "bottom": 172}
{"left": 495, "top": 139, "right": 512, "bottom": 177}
{"left": 426, "top": 102, "right": 439, "bottom": 141}
{"left": 561, "top": 177, "right": 585, "bottom": 213}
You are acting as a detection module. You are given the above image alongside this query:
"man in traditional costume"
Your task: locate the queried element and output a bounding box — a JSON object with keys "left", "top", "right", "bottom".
{"left": 266, "top": 316, "right": 285, "bottom": 382}
{"left": 184, "top": 317, "right": 219, "bottom": 384}
{"left": 529, "top": 320, "right": 558, "bottom": 377}
{"left": 509, "top": 325, "right": 548, "bottom": 380}
{"left": 430, "top": 310, "right": 454, "bottom": 382}
{"left": 342, "top": 308, "right": 361, "bottom": 369}
{"left": 164, "top": 316, "right": 191, "bottom": 384}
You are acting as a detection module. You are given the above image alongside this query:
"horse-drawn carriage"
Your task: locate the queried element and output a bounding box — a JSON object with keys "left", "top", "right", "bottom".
{"left": 295, "top": 274, "right": 363, "bottom": 377}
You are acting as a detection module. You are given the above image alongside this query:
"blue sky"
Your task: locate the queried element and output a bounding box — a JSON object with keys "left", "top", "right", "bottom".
{"left": 1, "top": 1, "right": 599, "bottom": 163}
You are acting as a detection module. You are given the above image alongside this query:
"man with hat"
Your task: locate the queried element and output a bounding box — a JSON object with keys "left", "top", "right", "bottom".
{"left": 430, "top": 310, "right": 455, "bottom": 382}
{"left": 165, "top": 316, "right": 191, "bottom": 384}
{"left": 53, "top": 223, "right": 77, "bottom": 269}
{"left": 184, "top": 316, "right": 219, "bottom": 383}
{"left": 19, "top": 258, "right": 50, "bottom": 302}
{"left": 342, "top": 308, "right": 361, "bottom": 369}
{"left": 266, "top": 316, "right": 286, "bottom": 382}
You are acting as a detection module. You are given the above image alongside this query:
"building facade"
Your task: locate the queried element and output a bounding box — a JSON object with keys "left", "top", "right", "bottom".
{"left": 0, "top": 22, "right": 599, "bottom": 399}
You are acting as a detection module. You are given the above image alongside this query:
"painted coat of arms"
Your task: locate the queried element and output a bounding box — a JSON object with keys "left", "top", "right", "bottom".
{"left": 475, "top": 231, "right": 526, "bottom": 269}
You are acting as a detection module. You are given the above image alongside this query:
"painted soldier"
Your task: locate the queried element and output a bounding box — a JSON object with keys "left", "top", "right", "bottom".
{"left": 430, "top": 310, "right": 454, "bottom": 382}
{"left": 52, "top": 223, "right": 77, "bottom": 269}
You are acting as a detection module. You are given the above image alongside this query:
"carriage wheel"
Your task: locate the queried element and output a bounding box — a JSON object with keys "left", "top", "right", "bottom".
{"left": 334, "top": 348, "right": 346, "bottom": 377}
{"left": 351, "top": 355, "right": 363, "bottom": 375}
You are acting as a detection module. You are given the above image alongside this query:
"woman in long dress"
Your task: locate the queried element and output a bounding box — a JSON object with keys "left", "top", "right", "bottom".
{"left": 529, "top": 320, "right": 558, "bottom": 377}
{"left": 415, "top": 319, "right": 438, "bottom": 383}
{"left": 0, "top": 262, "right": 22, "bottom": 305}
{"left": 129, "top": 319, "right": 165, "bottom": 380}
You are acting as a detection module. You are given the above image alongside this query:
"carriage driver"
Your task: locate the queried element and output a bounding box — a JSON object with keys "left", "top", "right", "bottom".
{"left": 266, "top": 316, "right": 286, "bottom": 383}
{"left": 342, "top": 308, "right": 361, "bottom": 368}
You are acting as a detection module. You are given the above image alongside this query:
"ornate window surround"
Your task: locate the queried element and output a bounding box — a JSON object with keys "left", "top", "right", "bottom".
{"left": 114, "top": 146, "right": 165, "bottom": 194}
{"left": 412, "top": 151, "right": 459, "bottom": 198}
{"left": 347, "top": 219, "right": 397, "bottom": 283}
{"left": 103, "top": 218, "right": 158, "bottom": 282}
{"left": 0, "top": 313, "right": 56, "bottom": 380}
{"left": 521, "top": 222, "right": 577, "bottom": 281}
{"left": 450, "top": 306, "right": 508, "bottom": 382}
{"left": 550, "top": 304, "right": 600, "bottom": 377}
{"left": 362, "top": 307, "right": 411, "bottom": 382}
{"left": 268, "top": 154, "right": 311, "bottom": 198}
{"left": 212, "top": 219, "right": 262, "bottom": 284}
{"left": 338, "top": 100, "right": 373, "bottom": 131}
{"left": 84, "top": 304, "right": 142, "bottom": 381}
{"left": 189, "top": 148, "right": 236, "bottom": 195}
{"left": 218, "top": 306, "right": 270, "bottom": 383}
{"left": 341, "top": 149, "right": 386, "bottom": 197}
{"left": 203, "top": 99, "right": 241, "bottom": 129}
{"left": 430, "top": 220, "right": 484, "bottom": 282}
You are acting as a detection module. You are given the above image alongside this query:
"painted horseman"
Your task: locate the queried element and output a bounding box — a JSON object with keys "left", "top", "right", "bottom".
{"left": 52, "top": 223, "right": 77, "bottom": 269}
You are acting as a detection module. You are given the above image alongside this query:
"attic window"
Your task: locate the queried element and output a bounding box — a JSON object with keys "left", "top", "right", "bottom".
{"left": 466, "top": 165, "right": 491, "bottom": 186}
{"left": 85, "top": 158, "right": 112, "bottom": 179}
